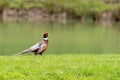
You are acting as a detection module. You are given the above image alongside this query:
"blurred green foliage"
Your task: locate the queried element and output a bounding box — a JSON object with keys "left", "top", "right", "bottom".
{"left": 0, "top": 0, "right": 120, "bottom": 12}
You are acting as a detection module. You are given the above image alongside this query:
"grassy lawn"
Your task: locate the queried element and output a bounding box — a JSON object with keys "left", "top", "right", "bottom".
{"left": 0, "top": 54, "right": 120, "bottom": 80}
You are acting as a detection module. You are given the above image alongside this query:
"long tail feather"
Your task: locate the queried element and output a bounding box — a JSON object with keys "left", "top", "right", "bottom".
{"left": 16, "top": 49, "right": 31, "bottom": 55}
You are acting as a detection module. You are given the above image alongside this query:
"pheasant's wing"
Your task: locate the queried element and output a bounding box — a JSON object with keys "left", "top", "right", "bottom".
{"left": 30, "top": 41, "right": 44, "bottom": 51}
{"left": 37, "top": 43, "right": 44, "bottom": 54}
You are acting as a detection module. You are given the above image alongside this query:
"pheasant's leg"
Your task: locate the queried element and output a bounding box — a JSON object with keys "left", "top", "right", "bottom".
{"left": 34, "top": 52, "right": 38, "bottom": 55}
{"left": 39, "top": 52, "right": 43, "bottom": 55}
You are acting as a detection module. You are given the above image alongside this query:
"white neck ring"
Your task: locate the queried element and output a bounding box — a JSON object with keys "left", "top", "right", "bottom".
{"left": 43, "top": 38, "right": 48, "bottom": 40}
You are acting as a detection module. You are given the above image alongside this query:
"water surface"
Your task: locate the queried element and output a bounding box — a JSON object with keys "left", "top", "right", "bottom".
{"left": 0, "top": 21, "right": 120, "bottom": 55}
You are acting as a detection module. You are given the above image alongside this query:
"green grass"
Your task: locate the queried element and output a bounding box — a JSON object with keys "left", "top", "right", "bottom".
{"left": 0, "top": 54, "right": 120, "bottom": 80}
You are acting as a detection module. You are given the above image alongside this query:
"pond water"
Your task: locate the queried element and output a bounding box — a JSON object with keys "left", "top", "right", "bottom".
{"left": 0, "top": 21, "right": 120, "bottom": 55}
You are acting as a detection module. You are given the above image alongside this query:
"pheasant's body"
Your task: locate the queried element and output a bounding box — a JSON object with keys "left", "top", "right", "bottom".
{"left": 17, "top": 33, "right": 49, "bottom": 55}
{"left": 32, "top": 40, "right": 48, "bottom": 55}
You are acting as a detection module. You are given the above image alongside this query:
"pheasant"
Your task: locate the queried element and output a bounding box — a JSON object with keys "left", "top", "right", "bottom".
{"left": 17, "top": 32, "right": 49, "bottom": 55}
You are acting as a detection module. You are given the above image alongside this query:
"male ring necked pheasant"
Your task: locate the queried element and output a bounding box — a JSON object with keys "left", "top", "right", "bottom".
{"left": 17, "top": 32, "right": 49, "bottom": 55}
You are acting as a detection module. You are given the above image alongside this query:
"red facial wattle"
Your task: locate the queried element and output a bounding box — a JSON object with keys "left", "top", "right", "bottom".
{"left": 45, "top": 33, "right": 48, "bottom": 37}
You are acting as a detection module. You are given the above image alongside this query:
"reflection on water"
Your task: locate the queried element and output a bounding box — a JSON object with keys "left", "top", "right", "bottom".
{"left": 0, "top": 21, "right": 120, "bottom": 55}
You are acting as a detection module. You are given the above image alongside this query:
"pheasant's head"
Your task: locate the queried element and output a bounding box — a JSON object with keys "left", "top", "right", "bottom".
{"left": 43, "top": 32, "right": 49, "bottom": 40}
{"left": 43, "top": 32, "right": 49, "bottom": 38}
